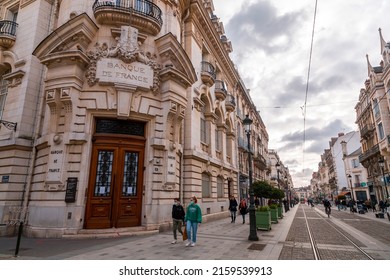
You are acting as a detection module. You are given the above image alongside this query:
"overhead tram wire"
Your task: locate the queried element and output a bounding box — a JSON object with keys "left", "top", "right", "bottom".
{"left": 302, "top": 0, "right": 319, "bottom": 176}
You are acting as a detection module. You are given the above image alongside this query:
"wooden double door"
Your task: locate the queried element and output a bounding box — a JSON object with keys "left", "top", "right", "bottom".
{"left": 84, "top": 136, "right": 145, "bottom": 229}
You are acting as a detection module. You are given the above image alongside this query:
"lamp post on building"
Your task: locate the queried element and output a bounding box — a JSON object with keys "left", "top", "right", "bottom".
{"left": 378, "top": 157, "right": 390, "bottom": 199}
{"left": 243, "top": 114, "right": 258, "bottom": 241}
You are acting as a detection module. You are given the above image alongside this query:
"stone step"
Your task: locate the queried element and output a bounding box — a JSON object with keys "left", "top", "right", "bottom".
{"left": 62, "top": 227, "right": 159, "bottom": 239}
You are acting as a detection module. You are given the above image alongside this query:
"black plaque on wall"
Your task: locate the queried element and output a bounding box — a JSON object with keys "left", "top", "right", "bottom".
{"left": 65, "top": 177, "right": 78, "bottom": 203}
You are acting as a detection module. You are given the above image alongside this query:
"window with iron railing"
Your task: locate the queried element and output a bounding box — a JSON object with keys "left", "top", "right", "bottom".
{"left": 351, "top": 158, "right": 359, "bottom": 168}
{"left": 373, "top": 98, "right": 380, "bottom": 119}
{"left": 215, "top": 128, "right": 221, "bottom": 151}
{"left": 378, "top": 122, "right": 385, "bottom": 140}
{"left": 200, "top": 106, "right": 208, "bottom": 144}
{"left": 0, "top": 71, "right": 10, "bottom": 119}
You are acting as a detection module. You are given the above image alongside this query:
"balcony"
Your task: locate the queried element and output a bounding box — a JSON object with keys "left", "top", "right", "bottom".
{"left": 253, "top": 152, "right": 267, "bottom": 170}
{"left": 359, "top": 144, "right": 380, "bottom": 163}
{"left": 214, "top": 80, "right": 227, "bottom": 101}
{"left": 225, "top": 94, "right": 236, "bottom": 112}
{"left": 0, "top": 20, "right": 18, "bottom": 48}
{"left": 360, "top": 124, "right": 374, "bottom": 139}
{"left": 237, "top": 136, "right": 247, "bottom": 151}
{"left": 200, "top": 61, "right": 216, "bottom": 86}
{"left": 92, "top": 0, "right": 163, "bottom": 36}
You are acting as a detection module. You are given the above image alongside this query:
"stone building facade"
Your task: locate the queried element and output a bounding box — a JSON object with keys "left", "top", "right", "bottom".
{"left": 355, "top": 28, "right": 390, "bottom": 203}
{"left": 0, "top": 0, "right": 269, "bottom": 237}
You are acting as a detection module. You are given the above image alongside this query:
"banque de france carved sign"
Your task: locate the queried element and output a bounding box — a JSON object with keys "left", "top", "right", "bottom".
{"left": 86, "top": 26, "right": 161, "bottom": 93}
{"left": 96, "top": 59, "right": 153, "bottom": 89}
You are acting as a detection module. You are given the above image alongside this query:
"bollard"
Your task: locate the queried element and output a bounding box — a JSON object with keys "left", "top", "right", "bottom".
{"left": 14, "top": 221, "right": 23, "bottom": 257}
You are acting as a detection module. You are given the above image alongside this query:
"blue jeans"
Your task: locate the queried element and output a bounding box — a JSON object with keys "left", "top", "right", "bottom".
{"left": 186, "top": 220, "right": 198, "bottom": 243}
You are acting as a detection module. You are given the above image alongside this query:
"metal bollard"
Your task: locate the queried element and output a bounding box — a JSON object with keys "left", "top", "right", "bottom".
{"left": 14, "top": 221, "right": 23, "bottom": 257}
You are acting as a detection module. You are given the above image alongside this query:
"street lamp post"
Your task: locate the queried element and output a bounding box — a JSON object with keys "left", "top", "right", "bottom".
{"left": 347, "top": 174, "right": 356, "bottom": 211}
{"left": 276, "top": 162, "right": 282, "bottom": 208}
{"left": 276, "top": 162, "right": 280, "bottom": 188}
{"left": 243, "top": 114, "right": 258, "bottom": 241}
{"left": 378, "top": 157, "right": 390, "bottom": 199}
{"left": 284, "top": 176, "right": 290, "bottom": 212}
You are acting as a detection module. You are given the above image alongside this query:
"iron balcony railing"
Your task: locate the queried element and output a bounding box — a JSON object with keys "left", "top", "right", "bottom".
{"left": 237, "top": 136, "right": 247, "bottom": 150}
{"left": 359, "top": 144, "right": 380, "bottom": 163}
{"left": 215, "top": 80, "right": 227, "bottom": 94}
{"left": 93, "top": 0, "right": 163, "bottom": 26}
{"left": 201, "top": 61, "right": 216, "bottom": 80}
{"left": 214, "top": 80, "right": 227, "bottom": 100}
{"left": 360, "top": 124, "right": 374, "bottom": 138}
{"left": 0, "top": 20, "right": 18, "bottom": 36}
{"left": 226, "top": 94, "right": 236, "bottom": 106}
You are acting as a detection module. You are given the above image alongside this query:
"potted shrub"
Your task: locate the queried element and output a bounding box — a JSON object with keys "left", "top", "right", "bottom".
{"left": 255, "top": 205, "right": 271, "bottom": 231}
{"left": 269, "top": 204, "right": 279, "bottom": 223}
{"left": 269, "top": 187, "right": 285, "bottom": 218}
{"left": 253, "top": 181, "right": 273, "bottom": 207}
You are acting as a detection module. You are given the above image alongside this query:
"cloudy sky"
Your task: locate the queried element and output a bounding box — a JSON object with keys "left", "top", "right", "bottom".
{"left": 212, "top": 0, "right": 390, "bottom": 188}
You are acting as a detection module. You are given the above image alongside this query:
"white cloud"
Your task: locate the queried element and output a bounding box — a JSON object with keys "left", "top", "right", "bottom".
{"left": 213, "top": 0, "right": 390, "bottom": 188}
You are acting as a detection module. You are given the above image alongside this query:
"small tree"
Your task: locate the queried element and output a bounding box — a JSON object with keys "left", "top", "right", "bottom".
{"left": 252, "top": 181, "right": 273, "bottom": 199}
{"left": 269, "top": 187, "right": 285, "bottom": 206}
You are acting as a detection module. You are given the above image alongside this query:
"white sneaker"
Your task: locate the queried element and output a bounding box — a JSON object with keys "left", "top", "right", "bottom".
{"left": 185, "top": 242, "right": 191, "bottom": 247}
{"left": 190, "top": 242, "right": 196, "bottom": 247}
{"left": 171, "top": 240, "right": 177, "bottom": 244}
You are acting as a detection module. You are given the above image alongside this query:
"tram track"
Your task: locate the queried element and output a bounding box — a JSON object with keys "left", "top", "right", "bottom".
{"left": 302, "top": 206, "right": 375, "bottom": 260}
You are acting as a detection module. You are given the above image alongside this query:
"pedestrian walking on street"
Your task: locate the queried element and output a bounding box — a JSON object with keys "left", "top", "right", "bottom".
{"left": 238, "top": 198, "right": 248, "bottom": 224}
{"left": 364, "top": 199, "right": 371, "bottom": 211}
{"left": 254, "top": 197, "right": 260, "bottom": 208}
{"left": 229, "top": 196, "right": 238, "bottom": 223}
{"left": 185, "top": 196, "right": 202, "bottom": 247}
{"left": 379, "top": 200, "right": 385, "bottom": 213}
{"left": 371, "top": 200, "right": 377, "bottom": 212}
{"left": 171, "top": 198, "right": 185, "bottom": 244}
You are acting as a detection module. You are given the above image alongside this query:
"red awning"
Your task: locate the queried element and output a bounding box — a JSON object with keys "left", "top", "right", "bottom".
{"left": 337, "top": 191, "right": 350, "bottom": 197}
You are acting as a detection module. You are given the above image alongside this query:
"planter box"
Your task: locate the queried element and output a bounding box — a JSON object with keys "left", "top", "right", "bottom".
{"left": 376, "top": 213, "right": 385, "bottom": 219}
{"left": 270, "top": 208, "right": 278, "bottom": 224}
{"left": 255, "top": 211, "right": 271, "bottom": 231}
{"left": 277, "top": 206, "right": 283, "bottom": 219}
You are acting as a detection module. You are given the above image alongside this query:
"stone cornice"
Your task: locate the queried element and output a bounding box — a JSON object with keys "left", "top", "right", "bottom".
{"left": 188, "top": 2, "right": 237, "bottom": 84}
{"left": 155, "top": 32, "right": 197, "bottom": 87}
{"left": 33, "top": 13, "right": 99, "bottom": 60}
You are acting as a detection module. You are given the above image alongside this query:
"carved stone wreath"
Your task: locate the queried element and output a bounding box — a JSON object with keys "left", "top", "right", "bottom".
{"left": 85, "top": 41, "right": 161, "bottom": 95}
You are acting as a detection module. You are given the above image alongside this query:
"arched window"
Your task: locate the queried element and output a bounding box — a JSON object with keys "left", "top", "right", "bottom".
{"left": 202, "top": 172, "right": 211, "bottom": 198}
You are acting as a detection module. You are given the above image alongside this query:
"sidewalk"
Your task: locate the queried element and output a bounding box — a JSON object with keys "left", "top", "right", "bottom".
{"left": 332, "top": 205, "right": 390, "bottom": 224}
{"left": 0, "top": 205, "right": 299, "bottom": 260}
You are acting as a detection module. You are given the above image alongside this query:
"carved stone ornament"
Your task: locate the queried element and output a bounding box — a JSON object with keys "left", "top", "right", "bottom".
{"left": 85, "top": 26, "right": 161, "bottom": 94}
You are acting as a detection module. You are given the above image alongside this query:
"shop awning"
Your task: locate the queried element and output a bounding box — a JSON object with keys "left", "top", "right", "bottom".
{"left": 337, "top": 191, "right": 350, "bottom": 197}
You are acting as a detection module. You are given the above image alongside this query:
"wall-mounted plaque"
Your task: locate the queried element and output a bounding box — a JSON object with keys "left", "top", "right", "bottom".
{"left": 65, "top": 177, "right": 78, "bottom": 203}
{"left": 2, "top": 175, "right": 9, "bottom": 183}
